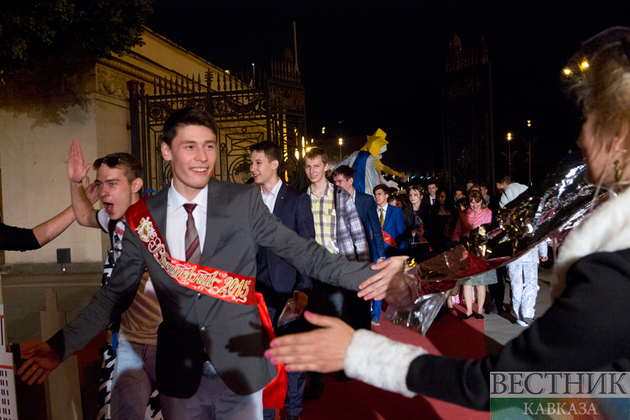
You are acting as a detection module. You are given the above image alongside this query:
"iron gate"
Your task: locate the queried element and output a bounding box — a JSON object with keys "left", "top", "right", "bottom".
{"left": 128, "top": 59, "right": 306, "bottom": 192}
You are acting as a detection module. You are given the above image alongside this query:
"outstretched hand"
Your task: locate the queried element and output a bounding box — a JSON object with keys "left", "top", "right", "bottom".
{"left": 265, "top": 311, "right": 354, "bottom": 373}
{"left": 17, "top": 342, "right": 61, "bottom": 385}
{"left": 68, "top": 138, "right": 93, "bottom": 184}
{"left": 357, "top": 256, "right": 413, "bottom": 306}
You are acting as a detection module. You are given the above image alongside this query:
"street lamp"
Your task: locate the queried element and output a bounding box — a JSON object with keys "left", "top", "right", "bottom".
{"left": 338, "top": 138, "right": 343, "bottom": 161}
{"left": 527, "top": 120, "right": 532, "bottom": 186}
{"left": 507, "top": 132, "right": 512, "bottom": 178}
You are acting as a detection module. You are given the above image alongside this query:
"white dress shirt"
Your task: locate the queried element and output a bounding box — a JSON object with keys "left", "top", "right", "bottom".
{"left": 166, "top": 183, "right": 208, "bottom": 261}
{"left": 260, "top": 178, "right": 283, "bottom": 213}
{"left": 376, "top": 203, "right": 389, "bottom": 219}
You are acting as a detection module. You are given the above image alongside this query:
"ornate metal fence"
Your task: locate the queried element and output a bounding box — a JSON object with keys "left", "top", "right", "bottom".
{"left": 128, "top": 60, "right": 306, "bottom": 192}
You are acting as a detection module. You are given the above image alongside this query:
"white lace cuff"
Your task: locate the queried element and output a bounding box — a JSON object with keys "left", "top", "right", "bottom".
{"left": 344, "top": 329, "right": 427, "bottom": 398}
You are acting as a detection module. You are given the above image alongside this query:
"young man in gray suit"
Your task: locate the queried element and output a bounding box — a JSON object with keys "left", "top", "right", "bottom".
{"left": 250, "top": 141, "right": 314, "bottom": 420}
{"left": 19, "top": 108, "right": 405, "bottom": 420}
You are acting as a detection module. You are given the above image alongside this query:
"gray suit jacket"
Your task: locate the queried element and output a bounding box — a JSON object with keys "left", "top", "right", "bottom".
{"left": 48, "top": 179, "right": 374, "bottom": 397}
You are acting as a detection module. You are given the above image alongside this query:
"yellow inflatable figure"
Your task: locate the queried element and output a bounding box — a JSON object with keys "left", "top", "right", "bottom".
{"left": 338, "top": 128, "right": 403, "bottom": 196}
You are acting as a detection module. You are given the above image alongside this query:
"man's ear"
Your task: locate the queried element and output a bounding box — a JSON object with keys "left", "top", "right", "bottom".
{"left": 348, "top": 177, "right": 354, "bottom": 186}
{"left": 161, "top": 142, "right": 172, "bottom": 161}
{"left": 131, "top": 177, "right": 143, "bottom": 194}
{"left": 272, "top": 159, "right": 279, "bottom": 171}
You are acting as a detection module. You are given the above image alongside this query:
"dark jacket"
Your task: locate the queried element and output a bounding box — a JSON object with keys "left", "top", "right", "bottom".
{"left": 354, "top": 191, "right": 386, "bottom": 262}
{"left": 256, "top": 182, "right": 315, "bottom": 323}
{"left": 406, "top": 249, "right": 630, "bottom": 410}
{"left": 48, "top": 179, "right": 374, "bottom": 398}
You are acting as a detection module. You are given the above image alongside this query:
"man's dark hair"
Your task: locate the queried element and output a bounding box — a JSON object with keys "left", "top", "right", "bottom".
{"left": 427, "top": 181, "right": 438, "bottom": 188}
{"left": 304, "top": 148, "right": 328, "bottom": 165}
{"left": 454, "top": 186, "right": 464, "bottom": 195}
{"left": 498, "top": 175, "right": 511, "bottom": 185}
{"left": 162, "top": 107, "right": 219, "bottom": 147}
{"left": 373, "top": 184, "right": 389, "bottom": 196}
{"left": 330, "top": 165, "right": 355, "bottom": 181}
{"left": 249, "top": 141, "right": 282, "bottom": 164}
{"left": 94, "top": 153, "right": 143, "bottom": 183}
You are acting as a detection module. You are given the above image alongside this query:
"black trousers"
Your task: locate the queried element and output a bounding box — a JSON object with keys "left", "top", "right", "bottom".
{"left": 488, "top": 266, "right": 507, "bottom": 311}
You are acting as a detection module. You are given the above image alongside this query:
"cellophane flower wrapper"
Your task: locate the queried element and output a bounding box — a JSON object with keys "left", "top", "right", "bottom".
{"left": 385, "top": 153, "right": 608, "bottom": 335}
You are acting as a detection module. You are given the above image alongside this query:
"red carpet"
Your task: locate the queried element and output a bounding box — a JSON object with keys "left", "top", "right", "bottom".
{"left": 286, "top": 303, "right": 491, "bottom": 420}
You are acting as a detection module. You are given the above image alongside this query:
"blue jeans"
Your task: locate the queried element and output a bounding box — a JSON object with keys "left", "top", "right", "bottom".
{"left": 111, "top": 339, "right": 158, "bottom": 420}
{"left": 160, "top": 361, "right": 263, "bottom": 420}
{"left": 371, "top": 299, "right": 382, "bottom": 321}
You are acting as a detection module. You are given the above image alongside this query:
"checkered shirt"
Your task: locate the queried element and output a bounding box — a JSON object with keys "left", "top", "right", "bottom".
{"left": 308, "top": 182, "right": 338, "bottom": 254}
{"left": 308, "top": 182, "right": 369, "bottom": 262}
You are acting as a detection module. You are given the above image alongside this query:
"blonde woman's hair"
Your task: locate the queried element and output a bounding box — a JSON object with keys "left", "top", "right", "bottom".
{"left": 562, "top": 27, "right": 630, "bottom": 142}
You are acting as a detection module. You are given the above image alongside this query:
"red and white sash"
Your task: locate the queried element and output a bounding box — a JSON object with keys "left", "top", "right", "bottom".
{"left": 126, "top": 198, "right": 287, "bottom": 408}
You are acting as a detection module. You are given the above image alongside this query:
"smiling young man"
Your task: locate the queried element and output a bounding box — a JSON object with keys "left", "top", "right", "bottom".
{"left": 250, "top": 141, "right": 314, "bottom": 420}
{"left": 20, "top": 108, "right": 405, "bottom": 420}
{"left": 303, "top": 149, "right": 370, "bottom": 395}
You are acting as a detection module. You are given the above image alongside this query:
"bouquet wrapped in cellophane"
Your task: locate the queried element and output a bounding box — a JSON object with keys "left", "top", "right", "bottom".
{"left": 386, "top": 153, "right": 608, "bottom": 335}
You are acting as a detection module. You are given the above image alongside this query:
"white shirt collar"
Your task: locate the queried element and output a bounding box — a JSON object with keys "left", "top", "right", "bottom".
{"left": 168, "top": 183, "right": 208, "bottom": 213}
{"left": 260, "top": 179, "right": 283, "bottom": 212}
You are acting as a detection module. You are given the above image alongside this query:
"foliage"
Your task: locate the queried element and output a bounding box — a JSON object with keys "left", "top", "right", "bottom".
{"left": 0, "top": 0, "right": 155, "bottom": 79}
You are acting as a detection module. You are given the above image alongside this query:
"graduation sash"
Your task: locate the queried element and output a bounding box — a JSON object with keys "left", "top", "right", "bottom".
{"left": 382, "top": 230, "right": 398, "bottom": 248}
{"left": 126, "top": 198, "right": 287, "bottom": 408}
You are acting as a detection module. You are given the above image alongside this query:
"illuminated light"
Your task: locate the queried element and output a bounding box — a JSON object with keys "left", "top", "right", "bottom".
{"left": 302, "top": 137, "right": 305, "bottom": 148}
{"left": 527, "top": 120, "right": 531, "bottom": 127}
{"left": 580, "top": 60, "right": 589, "bottom": 70}
{"left": 311, "top": 138, "right": 314, "bottom": 143}
{"left": 322, "top": 127, "right": 326, "bottom": 134}
{"left": 507, "top": 132, "right": 512, "bottom": 141}
{"left": 338, "top": 138, "right": 343, "bottom": 145}
{"left": 295, "top": 150, "right": 300, "bottom": 160}
{"left": 563, "top": 68, "right": 572, "bottom": 75}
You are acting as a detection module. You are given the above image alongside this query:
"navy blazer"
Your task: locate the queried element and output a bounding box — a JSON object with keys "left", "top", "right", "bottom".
{"left": 381, "top": 204, "right": 406, "bottom": 257}
{"left": 256, "top": 183, "right": 315, "bottom": 319}
{"left": 354, "top": 191, "right": 386, "bottom": 262}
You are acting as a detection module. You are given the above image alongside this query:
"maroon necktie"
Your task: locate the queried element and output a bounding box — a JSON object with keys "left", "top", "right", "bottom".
{"left": 183, "top": 203, "right": 201, "bottom": 264}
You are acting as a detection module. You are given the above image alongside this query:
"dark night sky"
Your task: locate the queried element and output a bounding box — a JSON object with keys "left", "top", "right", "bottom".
{"left": 147, "top": 0, "right": 630, "bottom": 184}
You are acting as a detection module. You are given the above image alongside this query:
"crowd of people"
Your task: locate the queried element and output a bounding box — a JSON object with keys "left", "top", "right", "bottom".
{"left": 349, "top": 174, "right": 548, "bottom": 323}
{"left": 4, "top": 26, "right": 629, "bottom": 420}
{"left": 9, "top": 111, "right": 541, "bottom": 420}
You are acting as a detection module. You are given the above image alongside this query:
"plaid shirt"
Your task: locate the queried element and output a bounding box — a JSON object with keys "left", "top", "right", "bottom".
{"left": 308, "top": 182, "right": 337, "bottom": 253}
{"left": 308, "top": 182, "right": 369, "bottom": 262}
